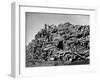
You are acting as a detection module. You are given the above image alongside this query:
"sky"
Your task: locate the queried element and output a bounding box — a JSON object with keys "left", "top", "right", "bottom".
{"left": 25, "top": 12, "right": 89, "bottom": 45}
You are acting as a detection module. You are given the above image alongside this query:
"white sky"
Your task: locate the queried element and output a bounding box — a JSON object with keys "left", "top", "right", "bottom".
{"left": 25, "top": 12, "right": 89, "bottom": 45}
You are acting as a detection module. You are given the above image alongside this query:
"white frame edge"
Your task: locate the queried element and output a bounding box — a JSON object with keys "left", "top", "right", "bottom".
{"left": 11, "top": 2, "right": 20, "bottom": 78}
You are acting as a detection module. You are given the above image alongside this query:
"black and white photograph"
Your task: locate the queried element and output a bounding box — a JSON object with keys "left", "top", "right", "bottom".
{"left": 25, "top": 12, "right": 90, "bottom": 67}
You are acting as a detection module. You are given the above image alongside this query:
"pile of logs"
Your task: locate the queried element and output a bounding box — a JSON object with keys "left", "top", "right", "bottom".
{"left": 26, "top": 22, "right": 90, "bottom": 67}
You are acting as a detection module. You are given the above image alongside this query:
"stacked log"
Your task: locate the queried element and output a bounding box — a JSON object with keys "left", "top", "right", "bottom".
{"left": 26, "top": 22, "right": 90, "bottom": 67}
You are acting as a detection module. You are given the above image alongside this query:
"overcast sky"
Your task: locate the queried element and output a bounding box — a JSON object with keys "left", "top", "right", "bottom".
{"left": 25, "top": 12, "right": 89, "bottom": 45}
